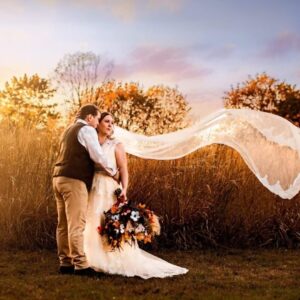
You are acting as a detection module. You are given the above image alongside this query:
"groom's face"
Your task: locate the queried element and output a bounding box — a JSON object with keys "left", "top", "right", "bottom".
{"left": 86, "top": 111, "right": 101, "bottom": 128}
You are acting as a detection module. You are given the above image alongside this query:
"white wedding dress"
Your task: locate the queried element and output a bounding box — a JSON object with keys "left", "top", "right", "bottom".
{"left": 84, "top": 138, "right": 188, "bottom": 279}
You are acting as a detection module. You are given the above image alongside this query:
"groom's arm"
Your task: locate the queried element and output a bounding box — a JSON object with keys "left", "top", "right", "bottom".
{"left": 78, "top": 126, "right": 117, "bottom": 177}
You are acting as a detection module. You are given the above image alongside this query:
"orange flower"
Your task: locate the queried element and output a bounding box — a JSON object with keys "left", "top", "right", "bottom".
{"left": 111, "top": 205, "right": 118, "bottom": 214}
{"left": 124, "top": 232, "right": 131, "bottom": 241}
{"left": 144, "top": 235, "right": 152, "bottom": 243}
{"left": 150, "top": 215, "right": 161, "bottom": 235}
{"left": 136, "top": 233, "right": 145, "bottom": 241}
{"left": 113, "top": 221, "right": 120, "bottom": 228}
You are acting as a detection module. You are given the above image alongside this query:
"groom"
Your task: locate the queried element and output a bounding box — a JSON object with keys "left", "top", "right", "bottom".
{"left": 53, "top": 104, "right": 117, "bottom": 276}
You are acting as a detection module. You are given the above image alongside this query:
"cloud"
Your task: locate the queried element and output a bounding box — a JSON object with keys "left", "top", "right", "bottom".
{"left": 147, "top": 0, "right": 183, "bottom": 13}
{"left": 109, "top": 0, "right": 184, "bottom": 21}
{"left": 69, "top": 0, "right": 137, "bottom": 21}
{"left": 191, "top": 43, "right": 235, "bottom": 60}
{"left": 36, "top": 0, "right": 183, "bottom": 22}
{"left": 1, "top": 0, "right": 184, "bottom": 22}
{"left": 260, "top": 32, "right": 300, "bottom": 58}
{"left": 112, "top": 45, "right": 213, "bottom": 82}
{"left": 109, "top": 0, "right": 136, "bottom": 21}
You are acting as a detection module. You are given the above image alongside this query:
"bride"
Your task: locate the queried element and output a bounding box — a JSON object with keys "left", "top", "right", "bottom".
{"left": 83, "top": 112, "right": 188, "bottom": 279}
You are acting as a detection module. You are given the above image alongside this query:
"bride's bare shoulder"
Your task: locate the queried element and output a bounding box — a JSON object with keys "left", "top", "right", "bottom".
{"left": 111, "top": 138, "right": 123, "bottom": 147}
{"left": 113, "top": 140, "right": 126, "bottom": 156}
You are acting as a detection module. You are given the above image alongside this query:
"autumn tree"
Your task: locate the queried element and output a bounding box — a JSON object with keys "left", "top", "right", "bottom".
{"left": 53, "top": 51, "right": 114, "bottom": 110}
{"left": 0, "top": 74, "right": 59, "bottom": 128}
{"left": 276, "top": 93, "right": 300, "bottom": 127}
{"left": 223, "top": 73, "right": 300, "bottom": 127}
{"left": 83, "top": 81, "right": 191, "bottom": 135}
{"left": 144, "top": 85, "right": 191, "bottom": 134}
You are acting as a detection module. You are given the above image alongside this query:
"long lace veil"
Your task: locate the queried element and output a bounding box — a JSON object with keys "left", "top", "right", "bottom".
{"left": 114, "top": 109, "right": 300, "bottom": 200}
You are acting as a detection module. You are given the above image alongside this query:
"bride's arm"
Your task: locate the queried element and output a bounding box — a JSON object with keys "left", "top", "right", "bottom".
{"left": 115, "top": 143, "right": 128, "bottom": 200}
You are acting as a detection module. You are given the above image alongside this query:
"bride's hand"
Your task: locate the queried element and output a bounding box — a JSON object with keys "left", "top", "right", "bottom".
{"left": 119, "top": 189, "right": 127, "bottom": 202}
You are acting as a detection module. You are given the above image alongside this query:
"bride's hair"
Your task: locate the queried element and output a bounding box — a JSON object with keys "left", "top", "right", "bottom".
{"left": 99, "top": 112, "right": 112, "bottom": 123}
{"left": 99, "top": 112, "right": 115, "bottom": 139}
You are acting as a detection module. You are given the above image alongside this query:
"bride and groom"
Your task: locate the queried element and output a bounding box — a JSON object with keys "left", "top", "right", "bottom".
{"left": 52, "top": 104, "right": 188, "bottom": 279}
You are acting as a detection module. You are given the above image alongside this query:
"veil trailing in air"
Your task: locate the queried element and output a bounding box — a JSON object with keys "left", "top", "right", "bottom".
{"left": 114, "top": 109, "right": 300, "bottom": 200}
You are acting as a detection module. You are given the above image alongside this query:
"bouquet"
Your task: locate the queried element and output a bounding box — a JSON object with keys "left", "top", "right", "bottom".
{"left": 98, "top": 188, "right": 161, "bottom": 250}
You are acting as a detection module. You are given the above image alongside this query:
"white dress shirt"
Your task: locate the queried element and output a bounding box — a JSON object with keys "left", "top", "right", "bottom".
{"left": 76, "top": 119, "right": 116, "bottom": 176}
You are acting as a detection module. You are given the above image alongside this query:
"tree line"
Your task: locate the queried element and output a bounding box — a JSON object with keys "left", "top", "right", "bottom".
{"left": 0, "top": 51, "right": 299, "bottom": 134}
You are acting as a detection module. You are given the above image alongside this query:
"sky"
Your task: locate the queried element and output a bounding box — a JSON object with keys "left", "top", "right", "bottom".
{"left": 0, "top": 0, "right": 300, "bottom": 118}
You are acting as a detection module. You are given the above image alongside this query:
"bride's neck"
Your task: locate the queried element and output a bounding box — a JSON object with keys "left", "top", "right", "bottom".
{"left": 98, "top": 134, "right": 108, "bottom": 145}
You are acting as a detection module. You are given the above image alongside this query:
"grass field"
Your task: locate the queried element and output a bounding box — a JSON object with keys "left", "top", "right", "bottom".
{"left": 1, "top": 249, "right": 300, "bottom": 300}
{"left": 1, "top": 124, "right": 300, "bottom": 250}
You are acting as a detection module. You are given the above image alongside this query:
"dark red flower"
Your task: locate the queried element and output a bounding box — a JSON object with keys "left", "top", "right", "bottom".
{"left": 97, "top": 226, "right": 103, "bottom": 234}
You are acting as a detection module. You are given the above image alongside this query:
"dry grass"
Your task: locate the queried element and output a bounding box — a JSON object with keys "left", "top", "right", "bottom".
{"left": 0, "top": 123, "right": 300, "bottom": 250}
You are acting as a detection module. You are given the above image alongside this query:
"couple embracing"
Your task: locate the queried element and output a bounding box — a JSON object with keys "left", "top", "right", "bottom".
{"left": 52, "top": 104, "right": 188, "bottom": 279}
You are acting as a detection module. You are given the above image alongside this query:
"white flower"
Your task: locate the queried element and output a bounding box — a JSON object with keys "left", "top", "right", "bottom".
{"left": 112, "top": 214, "right": 120, "bottom": 221}
{"left": 130, "top": 211, "right": 140, "bottom": 222}
{"left": 120, "top": 224, "right": 125, "bottom": 233}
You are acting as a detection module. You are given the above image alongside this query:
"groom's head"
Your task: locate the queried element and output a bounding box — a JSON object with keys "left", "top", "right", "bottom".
{"left": 76, "top": 104, "right": 100, "bottom": 128}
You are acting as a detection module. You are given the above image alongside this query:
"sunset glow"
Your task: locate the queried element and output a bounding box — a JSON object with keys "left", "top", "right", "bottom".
{"left": 1, "top": 0, "right": 299, "bottom": 117}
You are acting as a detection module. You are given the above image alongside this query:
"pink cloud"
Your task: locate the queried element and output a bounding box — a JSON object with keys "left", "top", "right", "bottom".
{"left": 260, "top": 32, "right": 300, "bottom": 58}
{"left": 112, "top": 45, "right": 213, "bottom": 81}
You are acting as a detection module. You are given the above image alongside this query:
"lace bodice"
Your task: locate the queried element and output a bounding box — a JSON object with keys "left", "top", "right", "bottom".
{"left": 97, "top": 138, "right": 121, "bottom": 171}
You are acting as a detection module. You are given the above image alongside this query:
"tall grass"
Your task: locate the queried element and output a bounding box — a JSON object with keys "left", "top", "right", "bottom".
{"left": 0, "top": 123, "right": 300, "bottom": 250}
{"left": 0, "top": 124, "right": 58, "bottom": 249}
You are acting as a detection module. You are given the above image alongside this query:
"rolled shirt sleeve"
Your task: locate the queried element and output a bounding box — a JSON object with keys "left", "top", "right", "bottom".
{"left": 77, "top": 122, "right": 116, "bottom": 176}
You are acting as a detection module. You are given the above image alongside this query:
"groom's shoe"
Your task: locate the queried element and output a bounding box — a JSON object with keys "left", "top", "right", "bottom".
{"left": 74, "top": 267, "right": 99, "bottom": 277}
{"left": 59, "top": 265, "right": 74, "bottom": 275}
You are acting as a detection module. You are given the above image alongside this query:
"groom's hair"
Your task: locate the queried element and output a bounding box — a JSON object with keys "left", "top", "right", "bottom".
{"left": 76, "top": 104, "right": 99, "bottom": 120}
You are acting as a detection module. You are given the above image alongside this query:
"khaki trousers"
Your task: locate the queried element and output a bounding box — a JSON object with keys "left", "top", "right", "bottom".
{"left": 53, "top": 176, "right": 89, "bottom": 270}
